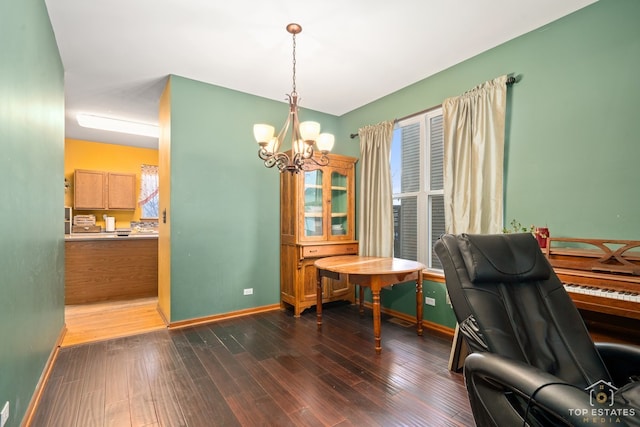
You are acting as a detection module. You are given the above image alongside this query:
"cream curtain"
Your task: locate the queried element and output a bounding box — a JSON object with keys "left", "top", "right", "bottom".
{"left": 442, "top": 75, "right": 508, "bottom": 234}
{"left": 358, "top": 121, "right": 394, "bottom": 257}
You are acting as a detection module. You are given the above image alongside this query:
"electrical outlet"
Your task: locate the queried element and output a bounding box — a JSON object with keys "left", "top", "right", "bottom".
{"left": 1, "top": 401, "right": 9, "bottom": 427}
{"left": 425, "top": 297, "right": 436, "bottom": 306}
{"left": 243, "top": 288, "right": 253, "bottom": 296}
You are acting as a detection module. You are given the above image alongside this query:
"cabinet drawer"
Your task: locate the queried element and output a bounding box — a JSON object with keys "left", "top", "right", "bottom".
{"left": 303, "top": 244, "right": 358, "bottom": 258}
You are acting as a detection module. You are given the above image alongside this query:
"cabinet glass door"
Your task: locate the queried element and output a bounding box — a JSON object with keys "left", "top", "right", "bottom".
{"left": 303, "top": 170, "right": 323, "bottom": 237}
{"left": 330, "top": 170, "right": 348, "bottom": 236}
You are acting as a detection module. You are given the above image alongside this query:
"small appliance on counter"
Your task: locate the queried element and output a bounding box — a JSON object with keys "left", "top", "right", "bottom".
{"left": 104, "top": 215, "right": 116, "bottom": 232}
{"left": 116, "top": 228, "right": 131, "bottom": 237}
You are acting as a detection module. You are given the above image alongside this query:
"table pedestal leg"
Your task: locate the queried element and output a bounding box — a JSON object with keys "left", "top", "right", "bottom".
{"left": 359, "top": 286, "right": 364, "bottom": 315}
{"left": 372, "top": 288, "right": 382, "bottom": 354}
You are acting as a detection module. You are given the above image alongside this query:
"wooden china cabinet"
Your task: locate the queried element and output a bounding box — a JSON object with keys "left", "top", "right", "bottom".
{"left": 280, "top": 152, "right": 359, "bottom": 316}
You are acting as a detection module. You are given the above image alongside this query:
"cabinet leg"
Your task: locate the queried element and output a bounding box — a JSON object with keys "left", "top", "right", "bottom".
{"left": 416, "top": 271, "right": 423, "bottom": 336}
{"left": 316, "top": 268, "right": 323, "bottom": 329}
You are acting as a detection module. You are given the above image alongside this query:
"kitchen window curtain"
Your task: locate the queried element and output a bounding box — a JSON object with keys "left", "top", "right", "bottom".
{"left": 358, "top": 121, "right": 394, "bottom": 257}
{"left": 139, "top": 164, "right": 159, "bottom": 218}
{"left": 442, "top": 75, "right": 508, "bottom": 234}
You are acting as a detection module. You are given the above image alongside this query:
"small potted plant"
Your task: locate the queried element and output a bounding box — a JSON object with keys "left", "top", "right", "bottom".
{"left": 503, "top": 219, "right": 549, "bottom": 248}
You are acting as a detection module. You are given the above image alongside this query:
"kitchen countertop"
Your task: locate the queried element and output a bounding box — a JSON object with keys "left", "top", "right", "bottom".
{"left": 65, "top": 232, "right": 158, "bottom": 241}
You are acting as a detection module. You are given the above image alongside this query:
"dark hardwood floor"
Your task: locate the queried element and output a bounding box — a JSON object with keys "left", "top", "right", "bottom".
{"left": 30, "top": 302, "right": 473, "bottom": 427}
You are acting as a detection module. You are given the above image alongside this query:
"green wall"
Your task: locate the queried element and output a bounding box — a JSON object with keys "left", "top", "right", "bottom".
{"left": 340, "top": 0, "right": 640, "bottom": 328}
{"left": 0, "top": 0, "right": 65, "bottom": 425}
{"left": 166, "top": 75, "right": 340, "bottom": 322}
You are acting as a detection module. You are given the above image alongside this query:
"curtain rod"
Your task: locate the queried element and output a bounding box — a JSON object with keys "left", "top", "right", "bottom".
{"left": 349, "top": 75, "right": 518, "bottom": 139}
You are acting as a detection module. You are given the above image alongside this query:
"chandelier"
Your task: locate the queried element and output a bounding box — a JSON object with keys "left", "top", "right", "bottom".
{"left": 253, "top": 23, "right": 334, "bottom": 173}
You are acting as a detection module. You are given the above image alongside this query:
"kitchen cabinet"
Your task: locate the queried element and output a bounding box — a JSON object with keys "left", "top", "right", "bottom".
{"left": 107, "top": 172, "right": 137, "bottom": 209}
{"left": 65, "top": 235, "right": 158, "bottom": 304}
{"left": 74, "top": 169, "right": 136, "bottom": 210}
{"left": 280, "top": 153, "right": 358, "bottom": 316}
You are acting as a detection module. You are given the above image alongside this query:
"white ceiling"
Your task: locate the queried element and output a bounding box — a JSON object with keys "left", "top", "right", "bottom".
{"left": 45, "top": 0, "right": 597, "bottom": 149}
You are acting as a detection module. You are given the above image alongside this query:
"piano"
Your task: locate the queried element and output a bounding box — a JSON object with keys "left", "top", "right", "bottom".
{"left": 544, "top": 237, "right": 640, "bottom": 321}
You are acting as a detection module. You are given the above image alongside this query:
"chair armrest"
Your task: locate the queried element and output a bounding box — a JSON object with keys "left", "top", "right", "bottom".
{"left": 464, "top": 352, "right": 640, "bottom": 427}
{"left": 595, "top": 342, "right": 640, "bottom": 387}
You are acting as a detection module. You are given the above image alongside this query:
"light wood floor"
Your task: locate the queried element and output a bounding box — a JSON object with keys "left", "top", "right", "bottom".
{"left": 62, "top": 297, "right": 166, "bottom": 347}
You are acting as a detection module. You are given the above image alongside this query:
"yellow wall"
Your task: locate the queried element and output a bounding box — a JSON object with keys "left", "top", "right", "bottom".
{"left": 157, "top": 79, "right": 171, "bottom": 321}
{"left": 65, "top": 138, "right": 159, "bottom": 229}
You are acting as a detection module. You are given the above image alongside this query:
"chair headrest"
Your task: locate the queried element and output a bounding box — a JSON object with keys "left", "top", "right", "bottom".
{"left": 457, "top": 233, "right": 551, "bottom": 283}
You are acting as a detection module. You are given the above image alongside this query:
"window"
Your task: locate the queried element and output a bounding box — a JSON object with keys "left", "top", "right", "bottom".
{"left": 391, "top": 107, "right": 445, "bottom": 270}
{"left": 139, "top": 164, "right": 159, "bottom": 219}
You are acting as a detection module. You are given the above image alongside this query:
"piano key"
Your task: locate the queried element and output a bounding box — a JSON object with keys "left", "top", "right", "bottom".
{"left": 563, "top": 284, "right": 640, "bottom": 302}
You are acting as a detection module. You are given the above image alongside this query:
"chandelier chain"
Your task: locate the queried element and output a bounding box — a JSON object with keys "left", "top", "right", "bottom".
{"left": 291, "top": 32, "right": 297, "bottom": 96}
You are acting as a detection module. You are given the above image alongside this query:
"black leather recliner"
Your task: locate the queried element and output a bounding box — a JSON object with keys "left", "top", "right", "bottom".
{"left": 434, "top": 233, "right": 640, "bottom": 427}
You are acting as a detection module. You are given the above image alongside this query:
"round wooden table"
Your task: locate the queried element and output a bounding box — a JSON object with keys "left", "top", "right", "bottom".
{"left": 314, "top": 255, "right": 425, "bottom": 354}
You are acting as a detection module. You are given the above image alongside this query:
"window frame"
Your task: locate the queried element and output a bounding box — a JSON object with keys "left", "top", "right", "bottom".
{"left": 392, "top": 106, "right": 444, "bottom": 272}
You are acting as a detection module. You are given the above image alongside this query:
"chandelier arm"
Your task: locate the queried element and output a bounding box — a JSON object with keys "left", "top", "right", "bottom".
{"left": 275, "top": 158, "right": 290, "bottom": 172}
{"left": 273, "top": 151, "right": 292, "bottom": 166}
{"left": 293, "top": 151, "right": 306, "bottom": 170}
{"left": 290, "top": 94, "right": 302, "bottom": 152}
{"left": 305, "top": 153, "right": 330, "bottom": 167}
{"left": 260, "top": 150, "right": 292, "bottom": 170}
{"left": 264, "top": 156, "right": 278, "bottom": 169}
{"left": 274, "top": 98, "right": 294, "bottom": 155}
{"left": 301, "top": 144, "right": 314, "bottom": 159}
{"left": 258, "top": 147, "right": 273, "bottom": 162}
{"left": 258, "top": 148, "right": 268, "bottom": 161}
